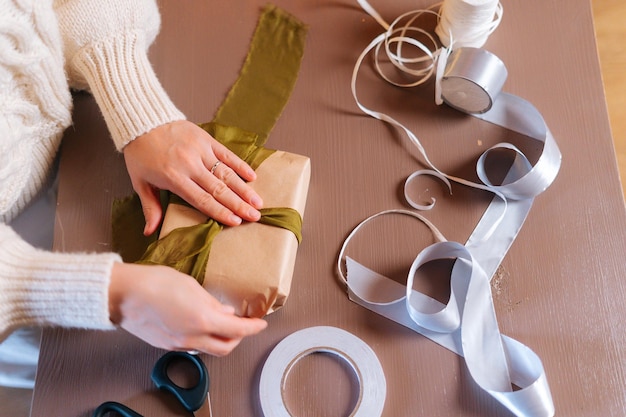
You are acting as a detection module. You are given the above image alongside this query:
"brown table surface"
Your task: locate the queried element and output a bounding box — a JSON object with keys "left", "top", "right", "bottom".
{"left": 31, "top": 1, "right": 626, "bottom": 416}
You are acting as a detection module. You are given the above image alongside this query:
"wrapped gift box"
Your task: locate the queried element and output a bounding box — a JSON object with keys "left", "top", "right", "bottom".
{"left": 157, "top": 150, "right": 310, "bottom": 318}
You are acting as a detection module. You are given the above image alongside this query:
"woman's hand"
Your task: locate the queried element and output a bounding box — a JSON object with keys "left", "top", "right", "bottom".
{"left": 123, "top": 120, "right": 264, "bottom": 235}
{"left": 109, "top": 262, "right": 267, "bottom": 356}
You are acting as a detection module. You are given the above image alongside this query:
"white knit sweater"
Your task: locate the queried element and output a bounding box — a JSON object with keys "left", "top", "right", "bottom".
{"left": 0, "top": 0, "right": 185, "bottom": 341}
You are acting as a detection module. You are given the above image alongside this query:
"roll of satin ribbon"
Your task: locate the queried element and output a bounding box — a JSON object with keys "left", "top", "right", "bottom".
{"left": 441, "top": 47, "right": 508, "bottom": 114}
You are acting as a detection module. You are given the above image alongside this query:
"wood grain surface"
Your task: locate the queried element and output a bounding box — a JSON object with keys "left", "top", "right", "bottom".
{"left": 592, "top": 0, "right": 626, "bottom": 200}
{"left": 28, "top": 1, "right": 626, "bottom": 417}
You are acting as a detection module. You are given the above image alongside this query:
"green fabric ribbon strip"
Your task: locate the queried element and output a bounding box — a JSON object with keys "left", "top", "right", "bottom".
{"left": 210, "top": 4, "right": 307, "bottom": 147}
{"left": 135, "top": 203, "right": 303, "bottom": 284}
{"left": 112, "top": 4, "right": 308, "bottom": 285}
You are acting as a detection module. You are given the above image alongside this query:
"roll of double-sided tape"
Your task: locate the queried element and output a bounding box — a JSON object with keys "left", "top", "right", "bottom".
{"left": 259, "top": 326, "right": 386, "bottom": 417}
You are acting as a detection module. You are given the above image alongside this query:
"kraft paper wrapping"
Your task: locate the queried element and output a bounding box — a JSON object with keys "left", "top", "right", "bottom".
{"left": 158, "top": 151, "right": 310, "bottom": 318}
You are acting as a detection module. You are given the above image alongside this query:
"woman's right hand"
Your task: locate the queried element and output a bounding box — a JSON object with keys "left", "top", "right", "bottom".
{"left": 108, "top": 262, "right": 267, "bottom": 356}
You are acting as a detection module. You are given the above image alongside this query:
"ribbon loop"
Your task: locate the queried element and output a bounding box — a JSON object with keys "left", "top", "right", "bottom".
{"left": 406, "top": 242, "right": 463, "bottom": 333}
{"left": 341, "top": 212, "right": 555, "bottom": 416}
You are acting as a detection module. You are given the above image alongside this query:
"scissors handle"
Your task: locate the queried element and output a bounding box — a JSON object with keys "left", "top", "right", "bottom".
{"left": 151, "top": 351, "right": 210, "bottom": 412}
{"left": 92, "top": 401, "right": 143, "bottom": 417}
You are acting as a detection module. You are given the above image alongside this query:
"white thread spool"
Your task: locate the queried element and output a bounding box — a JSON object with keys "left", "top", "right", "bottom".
{"left": 435, "top": 0, "right": 502, "bottom": 48}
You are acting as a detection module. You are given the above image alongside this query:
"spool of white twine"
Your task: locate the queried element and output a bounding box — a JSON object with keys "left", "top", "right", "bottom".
{"left": 435, "top": 0, "right": 503, "bottom": 48}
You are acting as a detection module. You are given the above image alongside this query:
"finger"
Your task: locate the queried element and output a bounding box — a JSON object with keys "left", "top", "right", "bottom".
{"left": 174, "top": 176, "right": 245, "bottom": 226}
{"left": 135, "top": 183, "right": 164, "bottom": 235}
{"left": 190, "top": 168, "right": 261, "bottom": 223}
{"left": 194, "top": 130, "right": 262, "bottom": 209}
{"left": 201, "top": 295, "right": 268, "bottom": 339}
{"left": 179, "top": 314, "right": 267, "bottom": 356}
{"left": 210, "top": 141, "right": 257, "bottom": 182}
{"left": 220, "top": 304, "right": 236, "bottom": 314}
{"left": 199, "top": 320, "right": 267, "bottom": 356}
{"left": 210, "top": 312, "right": 268, "bottom": 340}
{"left": 208, "top": 161, "right": 263, "bottom": 211}
{"left": 199, "top": 337, "right": 243, "bottom": 357}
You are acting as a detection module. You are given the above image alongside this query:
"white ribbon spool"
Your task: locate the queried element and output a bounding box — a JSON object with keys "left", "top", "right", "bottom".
{"left": 435, "top": 0, "right": 503, "bottom": 48}
{"left": 259, "top": 326, "right": 386, "bottom": 417}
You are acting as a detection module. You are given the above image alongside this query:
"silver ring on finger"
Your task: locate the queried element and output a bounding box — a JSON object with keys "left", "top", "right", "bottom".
{"left": 210, "top": 160, "right": 222, "bottom": 175}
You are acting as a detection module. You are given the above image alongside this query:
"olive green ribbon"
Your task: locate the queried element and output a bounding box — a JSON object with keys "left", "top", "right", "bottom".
{"left": 136, "top": 205, "right": 302, "bottom": 283}
{"left": 210, "top": 4, "right": 307, "bottom": 147}
{"left": 197, "top": 122, "right": 275, "bottom": 170}
{"left": 162, "top": 192, "right": 303, "bottom": 245}
{"left": 258, "top": 208, "right": 303, "bottom": 244}
{"left": 112, "top": 4, "right": 308, "bottom": 283}
{"left": 137, "top": 216, "right": 222, "bottom": 281}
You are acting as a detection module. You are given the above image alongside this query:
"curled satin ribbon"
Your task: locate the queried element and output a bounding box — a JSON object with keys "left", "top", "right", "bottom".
{"left": 345, "top": 4, "right": 561, "bottom": 416}
{"left": 338, "top": 211, "right": 554, "bottom": 417}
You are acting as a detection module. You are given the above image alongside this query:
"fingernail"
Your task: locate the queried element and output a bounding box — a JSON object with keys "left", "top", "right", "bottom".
{"left": 230, "top": 214, "right": 242, "bottom": 225}
{"left": 251, "top": 195, "right": 263, "bottom": 209}
{"left": 249, "top": 208, "right": 261, "bottom": 221}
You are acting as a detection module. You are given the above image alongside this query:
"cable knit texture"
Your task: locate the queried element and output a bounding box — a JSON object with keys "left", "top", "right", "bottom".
{"left": 55, "top": 0, "right": 185, "bottom": 149}
{"left": 0, "top": 0, "right": 184, "bottom": 341}
{"left": 0, "top": 0, "right": 72, "bottom": 222}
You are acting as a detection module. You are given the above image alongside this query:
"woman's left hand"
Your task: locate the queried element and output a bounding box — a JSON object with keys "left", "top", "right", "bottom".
{"left": 123, "top": 120, "right": 264, "bottom": 235}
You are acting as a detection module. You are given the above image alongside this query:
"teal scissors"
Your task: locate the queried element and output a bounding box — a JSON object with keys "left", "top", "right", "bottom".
{"left": 93, "top": 351, "right": 212, "bottom": 417}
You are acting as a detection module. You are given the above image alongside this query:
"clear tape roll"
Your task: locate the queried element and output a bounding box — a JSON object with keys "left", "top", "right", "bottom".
{"left": 259, "top": 326, "right": 386, "bottom": 417}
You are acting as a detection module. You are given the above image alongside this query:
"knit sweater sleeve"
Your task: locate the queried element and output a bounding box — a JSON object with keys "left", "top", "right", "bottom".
{"left": 0, "top": 224, "right": 120, "bottom": 341}
{"left": 54, "top": 0, "right": 186, "bottom": 150}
